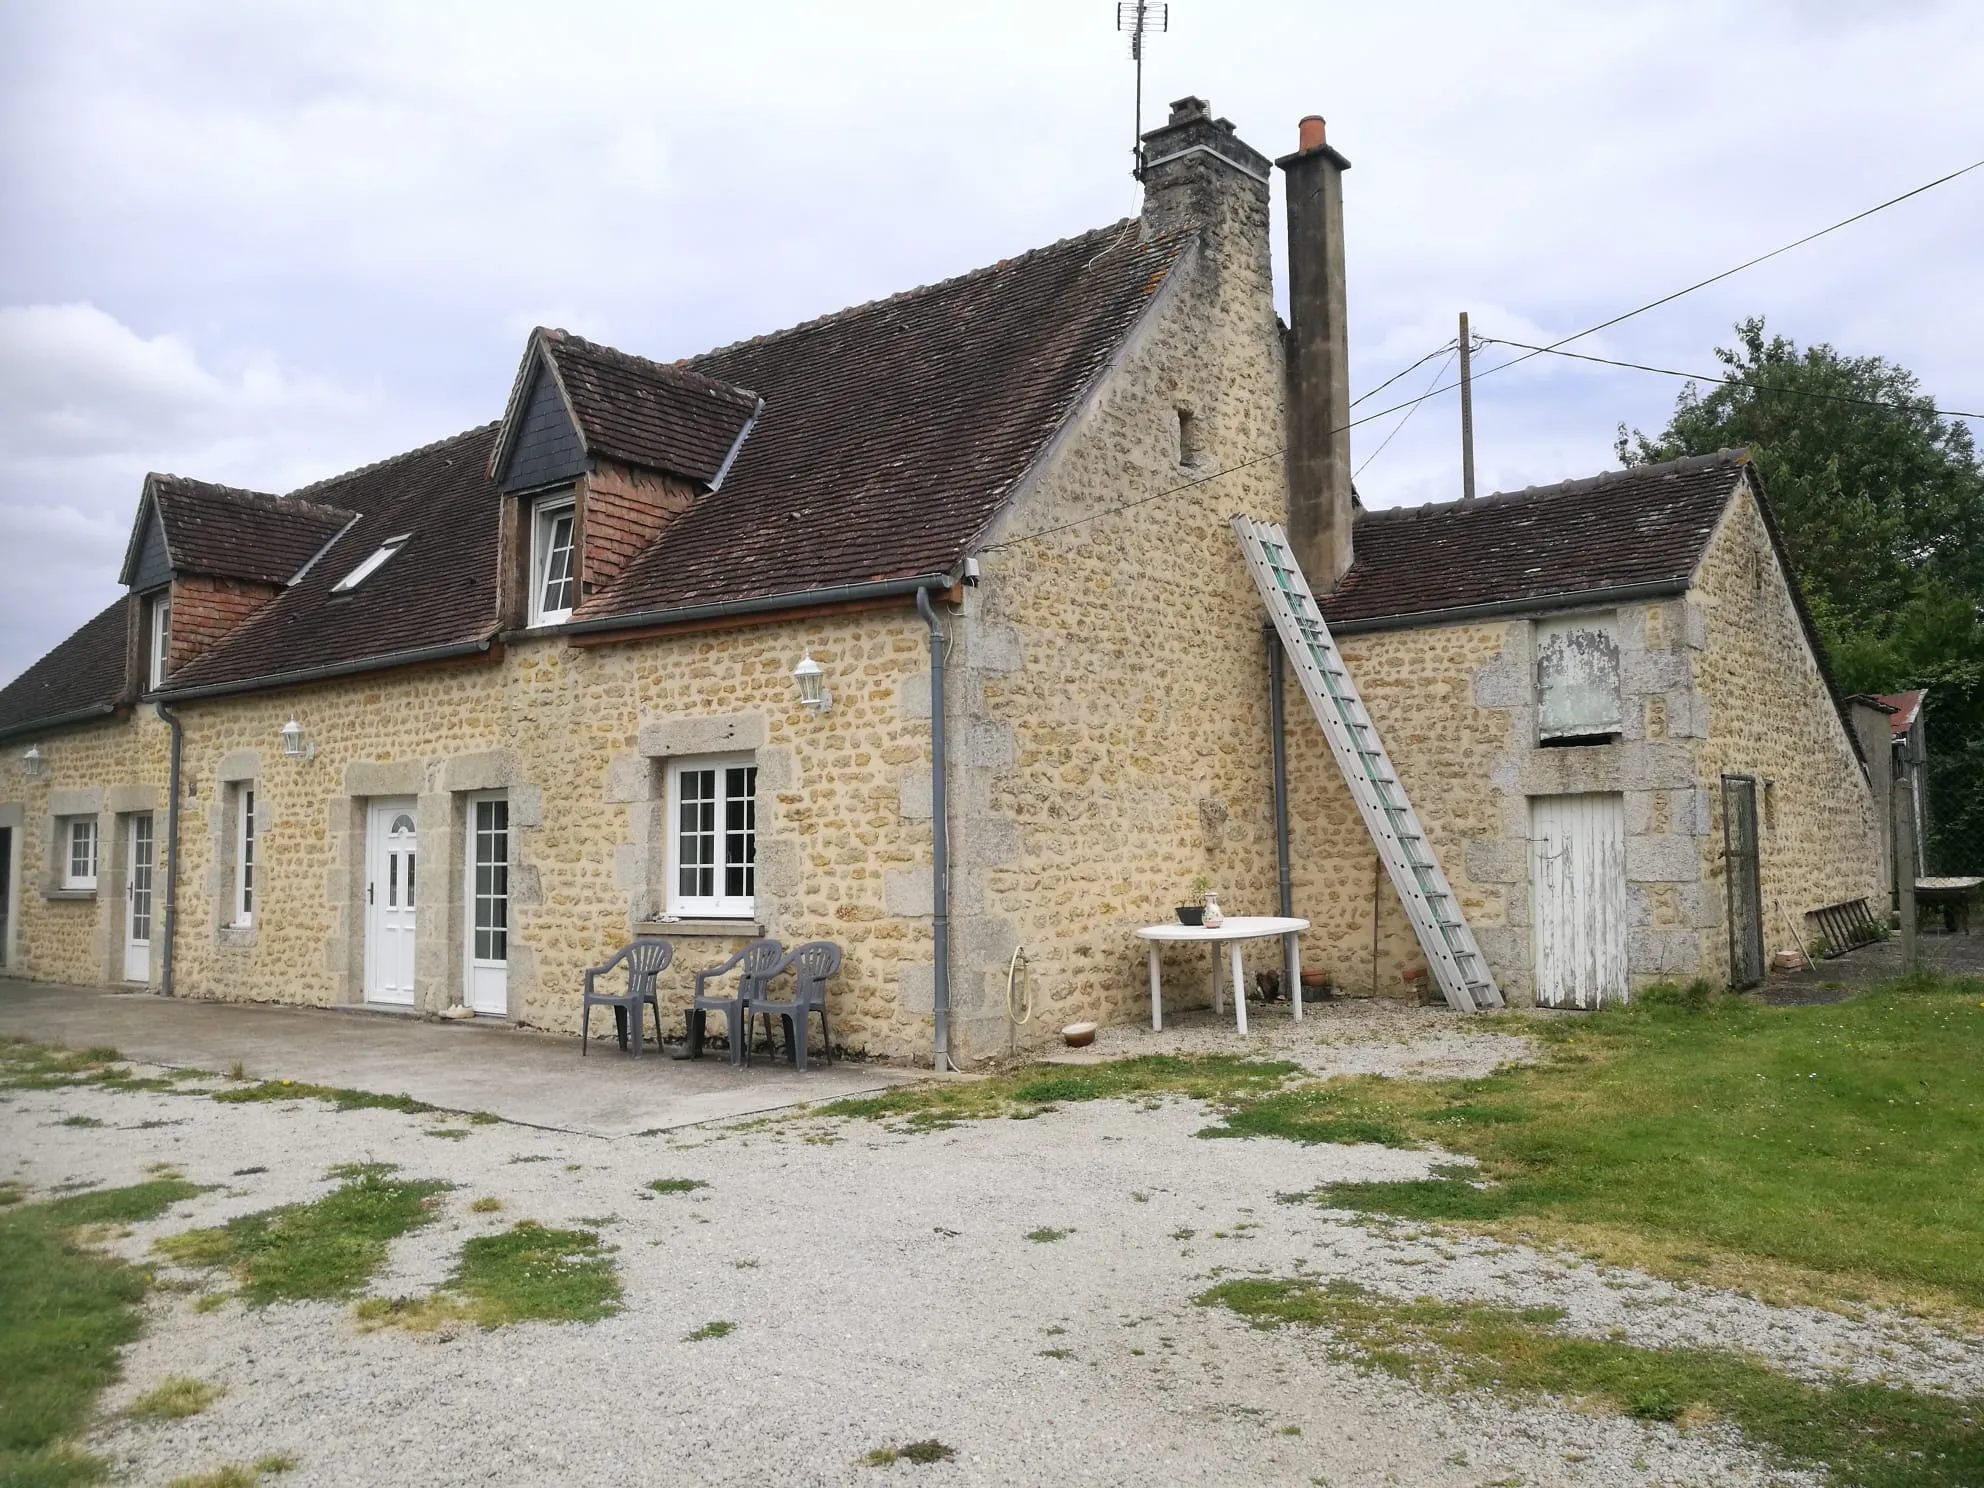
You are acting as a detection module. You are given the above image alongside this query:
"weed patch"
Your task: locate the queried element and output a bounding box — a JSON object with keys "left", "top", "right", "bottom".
{"left": 646, "top": 1178, "right": 709, "bottom": 1195}
{"left": 864, "top": 1440, "right": 955, "bottom": 1466}
{"left": 359, "top": 1221, "right": 621, "bottom": 1331}
{"left": 685, "top": 1320, "right": 734, "bottom": 1341}
{"left": 1200, "top": 1276, "right": 1982, "bottom": 1487}
{"left": 211, "top": 1080, "right": 435, "bottom": 1114}
{"left": 822, "top": 1054, "right": 1299, "bottom": 1131}
{"left": 128, "top": 1375, "right": 224, "bottom": 1420}
{"left": 1024, "top": 1227, "right": 1070, "bottom": 1244}
{"left": 156, "top": 1165, "right": 449, "bottom": 1305}
{"left": 0, "top": 1179, "right": 201, "bottom": 1486}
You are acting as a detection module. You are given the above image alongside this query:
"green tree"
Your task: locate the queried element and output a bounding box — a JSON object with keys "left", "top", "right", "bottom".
{"left": 1618, "top": 318, "right": 1984, "bottom": 873}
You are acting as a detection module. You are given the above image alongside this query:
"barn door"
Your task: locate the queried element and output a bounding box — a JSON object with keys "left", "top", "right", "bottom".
{"left": 1530, "top": 793, "right": 1628, "bottom": 1008}
{"left": 1722, "top": 775, "right": 1765, "bottom": 989}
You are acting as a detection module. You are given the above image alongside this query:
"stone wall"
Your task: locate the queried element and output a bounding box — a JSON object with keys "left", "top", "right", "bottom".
{"left": 1688, "top": 482, "right": 1884, "bottom": 978}
{"left": 0, "top": 710, "right": 171, "bottom": 986}
{"left": 951, "top": 154, "right": 1292, "bottom": 1057}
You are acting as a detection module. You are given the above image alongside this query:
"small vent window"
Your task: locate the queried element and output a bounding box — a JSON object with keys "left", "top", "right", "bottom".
{"left": 1177, "top": 408, "right": 1202, "bottom": 467}
{"left": 1536, "top": 612, "right": 1621, "bottom": 746}
{"left": 331, "top": 535, "right": 411, "bottom": 594}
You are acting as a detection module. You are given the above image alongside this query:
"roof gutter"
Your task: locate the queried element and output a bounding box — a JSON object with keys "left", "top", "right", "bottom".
{"left": 1325, "top": 579, "right": 1690, "bottom": 636}
{"left": 562, "top": 573, "right": 958, "bottom": 639}
{"left": 0, "top": 703, "right": 120, "bottom": 747}
{"left": 150, "top": 637, "right": 498, "bottom": 703}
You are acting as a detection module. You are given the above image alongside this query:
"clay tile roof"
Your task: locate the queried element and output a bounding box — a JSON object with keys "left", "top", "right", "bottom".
{"left": 1321, "top": 450, "right": 1750, "bottom": 629}
{"left": 1875, "top": 689, "right": 1923, "bottom": 735}
{"left": 535, "top": 331, "right": 760, "bottom": 486}
{"left": 159, "top": 426, "right": 503, "bottom": 694}
{"left": 0, "top": 596, "right": 129, "bottom": 740}
{"left": 145, "top": 475, "right": 358, "bottom": 586}
{"left": 583, "top": 219, "right": 1193, "bottom": 617}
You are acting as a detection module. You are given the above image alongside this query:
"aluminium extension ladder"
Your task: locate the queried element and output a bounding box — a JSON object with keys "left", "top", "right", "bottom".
{"left": 1232, "top": 514, "right": 1503, "bottom": 1013}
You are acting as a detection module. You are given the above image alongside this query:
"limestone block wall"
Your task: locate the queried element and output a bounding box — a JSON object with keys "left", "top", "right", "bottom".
{"left": 0, "top": 711, "right": 170, "bottom": 986}
{"left": 1687, "top": 483, "right": 1883, "bottom": 978}
{"left": 957, "top": 202, "right": 1291, "bottom": 1056}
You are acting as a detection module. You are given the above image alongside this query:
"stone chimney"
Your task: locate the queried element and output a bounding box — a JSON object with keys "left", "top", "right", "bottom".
{"left": 1277, "top": 115, "right": 1354, "bottom": 590}
{"left": 1139, "top": 96, "right": 1273, "bottom": 263}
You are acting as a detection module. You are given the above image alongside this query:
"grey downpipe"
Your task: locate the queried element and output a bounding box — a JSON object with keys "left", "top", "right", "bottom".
{"left": 1267, "top": 627, "right": 1298, "bottom": 1001}
{"left": 155, "top": 701, "right": 183, "bottom": 997}
{"left": 916, "top": 586, "right": 954, "bottom": 1072}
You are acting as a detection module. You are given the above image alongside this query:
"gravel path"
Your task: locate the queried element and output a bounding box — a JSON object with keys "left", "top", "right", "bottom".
{"left": 5, "top": 1011, "right": 1975, "bottom": 1487}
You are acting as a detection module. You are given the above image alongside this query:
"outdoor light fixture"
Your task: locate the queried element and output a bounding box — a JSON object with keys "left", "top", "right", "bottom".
{"left": 21, "top": 743, "right": 47, "bottom": 781}
{"left": 279, "top": 718, "right": 315, "bottom": 761}
{"left": 791, "top": 652, "right": 832, "bottom": 713}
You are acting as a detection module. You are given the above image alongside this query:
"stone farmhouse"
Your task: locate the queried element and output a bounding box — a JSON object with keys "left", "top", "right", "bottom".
{"left": 0, "top": 99, "right": 1886, "bottom": 1061}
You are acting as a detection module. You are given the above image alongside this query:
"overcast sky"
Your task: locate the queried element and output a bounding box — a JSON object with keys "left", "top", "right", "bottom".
{"left": 2, "top": 1, "right": 1980, "bottom": 684}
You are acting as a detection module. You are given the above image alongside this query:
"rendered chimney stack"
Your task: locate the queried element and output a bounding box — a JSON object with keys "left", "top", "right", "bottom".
{"left": 1277, "top": 115, "right": 1354, "bottom": 590}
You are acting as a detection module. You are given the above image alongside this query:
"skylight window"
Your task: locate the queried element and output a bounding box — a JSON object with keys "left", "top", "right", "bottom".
{"left": 331, "top": 534, "right": 411, "bottom": 594}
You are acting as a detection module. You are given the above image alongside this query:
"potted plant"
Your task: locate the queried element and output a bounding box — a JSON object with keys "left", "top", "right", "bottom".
{"left": 1176, "top": 876, "right": 1211, "bottom": 926}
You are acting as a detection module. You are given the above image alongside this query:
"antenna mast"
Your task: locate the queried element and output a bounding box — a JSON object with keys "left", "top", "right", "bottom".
{"left": 1117, "top": 2, "right": 1169, "bottom": 179}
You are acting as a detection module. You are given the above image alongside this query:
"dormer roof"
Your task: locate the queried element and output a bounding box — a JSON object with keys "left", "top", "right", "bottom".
{"left": 117, "top": 473, "right": 357, "bottom": 589}
{"left": 490, "top": 328, "right": 762, "bottom": 491}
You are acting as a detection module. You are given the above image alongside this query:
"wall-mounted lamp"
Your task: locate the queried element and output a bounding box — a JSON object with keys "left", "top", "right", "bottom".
{"left": 279, "top": 717, "right": 316, "bottom": 761}
{"left": 20, "top": 743, "right": 48, "bottom": 782}
{"left": 791, "top": 652, "right": 832, "bottom": 713}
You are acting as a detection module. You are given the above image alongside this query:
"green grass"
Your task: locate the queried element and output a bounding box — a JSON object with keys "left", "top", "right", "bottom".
{"left": 155, "top": 1164, "right": 449, "bottom": 1305}
{"left": 1279, "top": 975, "right": 1984, "bottom": 1315}
{"left": 821, "top": 1053, "right": 1299, "bottom": 1130}
{"left": 684, "top": 1319, "right": 733, "bottom": 1341}
{"left": 863, "top": 1439, "right": 955, "bottom": 1467}
{"left": 1200, "top": 1276, "right": 1983, "bottom": 1488}
{"left": 646, "top": 1178, "right": 708, "bottom": 1195}
{"left": 0, "top": 1179, "right": 203, "bottom": 1487}
{"left": 358, "top": 1221, "right": 621, "bottom": 1331}
{"left": 210, "top": 1080, "right": 436, "bottom": 1114}
{"left": 1024, "top": 1227, "right": 1070, "bottom": 1244}
{"left": 127, "top": 1375, "right": 223, "bottom": 1420}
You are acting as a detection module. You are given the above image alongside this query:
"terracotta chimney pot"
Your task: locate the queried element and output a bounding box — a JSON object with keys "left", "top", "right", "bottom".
{"left": 1297, "top": 115, "right": 1326, "bottom": 153}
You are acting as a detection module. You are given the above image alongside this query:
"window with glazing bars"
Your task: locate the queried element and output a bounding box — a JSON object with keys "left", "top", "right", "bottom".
{"left": 472, "top": 796, "right": 509, "bottom": 962}
{"left": 668, "top": 757, "right": 756, "bottom": 917}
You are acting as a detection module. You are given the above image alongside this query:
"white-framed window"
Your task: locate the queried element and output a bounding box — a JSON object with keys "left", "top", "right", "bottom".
{"left": 331, "top": 534, "right": 411, "bottom": 594}
{"left": 61, "top": 816, "right": 98, "bottom": 890}
{"left": 233, "top": 784, "right": 257, "bottom": 925}
{"left": 147, "top": 592, "right": 172, "bottom": 689}
{"left": 529, "top": 495, "right": 577, "bottom": 627}
{"left": 667, "top": 755, "right": 757, "bottom": 918}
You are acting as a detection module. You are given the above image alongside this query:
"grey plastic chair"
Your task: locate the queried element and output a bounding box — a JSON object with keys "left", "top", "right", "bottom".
{"left": 684, "top": 939, "right": 784, "bottom": 1066}
{"left": 744, "top": 940, "right": 842, "bottom": 1072}
{"left": 581, "top": 939, "right": 673, "bottom": 1058}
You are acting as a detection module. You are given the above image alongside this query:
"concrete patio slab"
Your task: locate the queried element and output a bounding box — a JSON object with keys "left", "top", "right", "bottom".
{"left": 0, "top": 979, "right": 914, "bottom": 1138}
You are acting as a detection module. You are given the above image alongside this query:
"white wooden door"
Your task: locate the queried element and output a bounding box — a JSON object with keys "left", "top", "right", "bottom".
{"left": 123, "top": 813, "right": 154, "bottom": 982}
{"left": 463, "top": 793, "right": 509, "bottom": 1015}
{"left": 1530, "top": 793, "right": 1628, "bottom": 1008}
{"left": 364, "top": 799, "right": 418, "bottom": 1005}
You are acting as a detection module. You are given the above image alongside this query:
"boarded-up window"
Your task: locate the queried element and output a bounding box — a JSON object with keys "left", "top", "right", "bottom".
{"left": 1535, "top": 612, "right": 1621, "bottom": 742}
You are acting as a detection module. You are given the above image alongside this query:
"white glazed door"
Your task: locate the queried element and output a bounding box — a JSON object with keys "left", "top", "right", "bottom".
{"left": 463, "top": 793, "right": 509, "bottom": 1016}
{"left": 1530, "top": 792, "right": 1629, "bottom": 1008}
{"left": 364, "top": 799, "right": 419, "bottom": 1005}
{"left": 123, "top": 813, "right": 154, "bottom": 982}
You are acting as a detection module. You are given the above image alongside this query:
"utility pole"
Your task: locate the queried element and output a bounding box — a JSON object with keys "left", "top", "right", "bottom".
{"left": 1458, "top": 310, "right": 1476, "bottom": 501}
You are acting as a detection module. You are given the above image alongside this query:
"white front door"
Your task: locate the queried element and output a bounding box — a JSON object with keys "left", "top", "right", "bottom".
{"left": 123, "top": 813, "right": 154, "bottom": 982}
{"left": 364, "top": 798, "right": 419, "bottom": 1005}
{"left": 463, "top": 792, "right": 509, "bottom": 1015}
{"left": 1530, "top": 793, "right": 1629, "bottom": 1008}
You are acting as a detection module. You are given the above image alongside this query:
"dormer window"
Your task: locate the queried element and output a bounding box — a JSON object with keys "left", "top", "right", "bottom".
{"left": 147, "top": 593, "right": 171, "bottom": 689}
{"left": 330, "top": 534, "right": 411, "bottom": 594}
{"left": 530, "top": 495, "right": 577, "bottom": 627}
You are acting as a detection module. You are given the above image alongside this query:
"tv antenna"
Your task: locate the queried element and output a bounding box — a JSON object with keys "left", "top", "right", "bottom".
{"left": 1116, "top": 2, "right": 1169, "bottom": 179}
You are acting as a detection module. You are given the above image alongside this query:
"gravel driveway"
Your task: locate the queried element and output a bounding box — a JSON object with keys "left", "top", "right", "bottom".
{"left": 6, "top": 1006, "right": 1975, "bottom": 1487}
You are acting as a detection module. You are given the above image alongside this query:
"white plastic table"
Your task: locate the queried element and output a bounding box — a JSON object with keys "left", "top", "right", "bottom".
{"left": 1135, "top": 916, "right": 1310, "bottom": 1035}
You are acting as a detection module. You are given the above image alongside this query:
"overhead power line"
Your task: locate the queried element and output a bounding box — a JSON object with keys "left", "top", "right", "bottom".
{"left": 1478, "top": 337, "right": 1984, "bottom": 424}
{"left": 981, "top": 154, "right": 1984, "bottom": 552}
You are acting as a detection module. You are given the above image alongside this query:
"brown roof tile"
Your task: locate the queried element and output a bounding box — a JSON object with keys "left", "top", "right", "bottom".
{"left": 538, "top": 331, "right": 760, "bottom": 485}
{"left": 1321, "top": 451, "right": 1748, "bottom": 629}
{"left": 582, "top": 220, "right": 1193, "bottom": 617}
{"left": 0, "top": 596, "right": 129, "bottom": 739}
{"left": 148, "top": 475, "right": 357, "bottom": 586}
{"left": 159, "top": 427, "right": 503, "bottom": 694}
